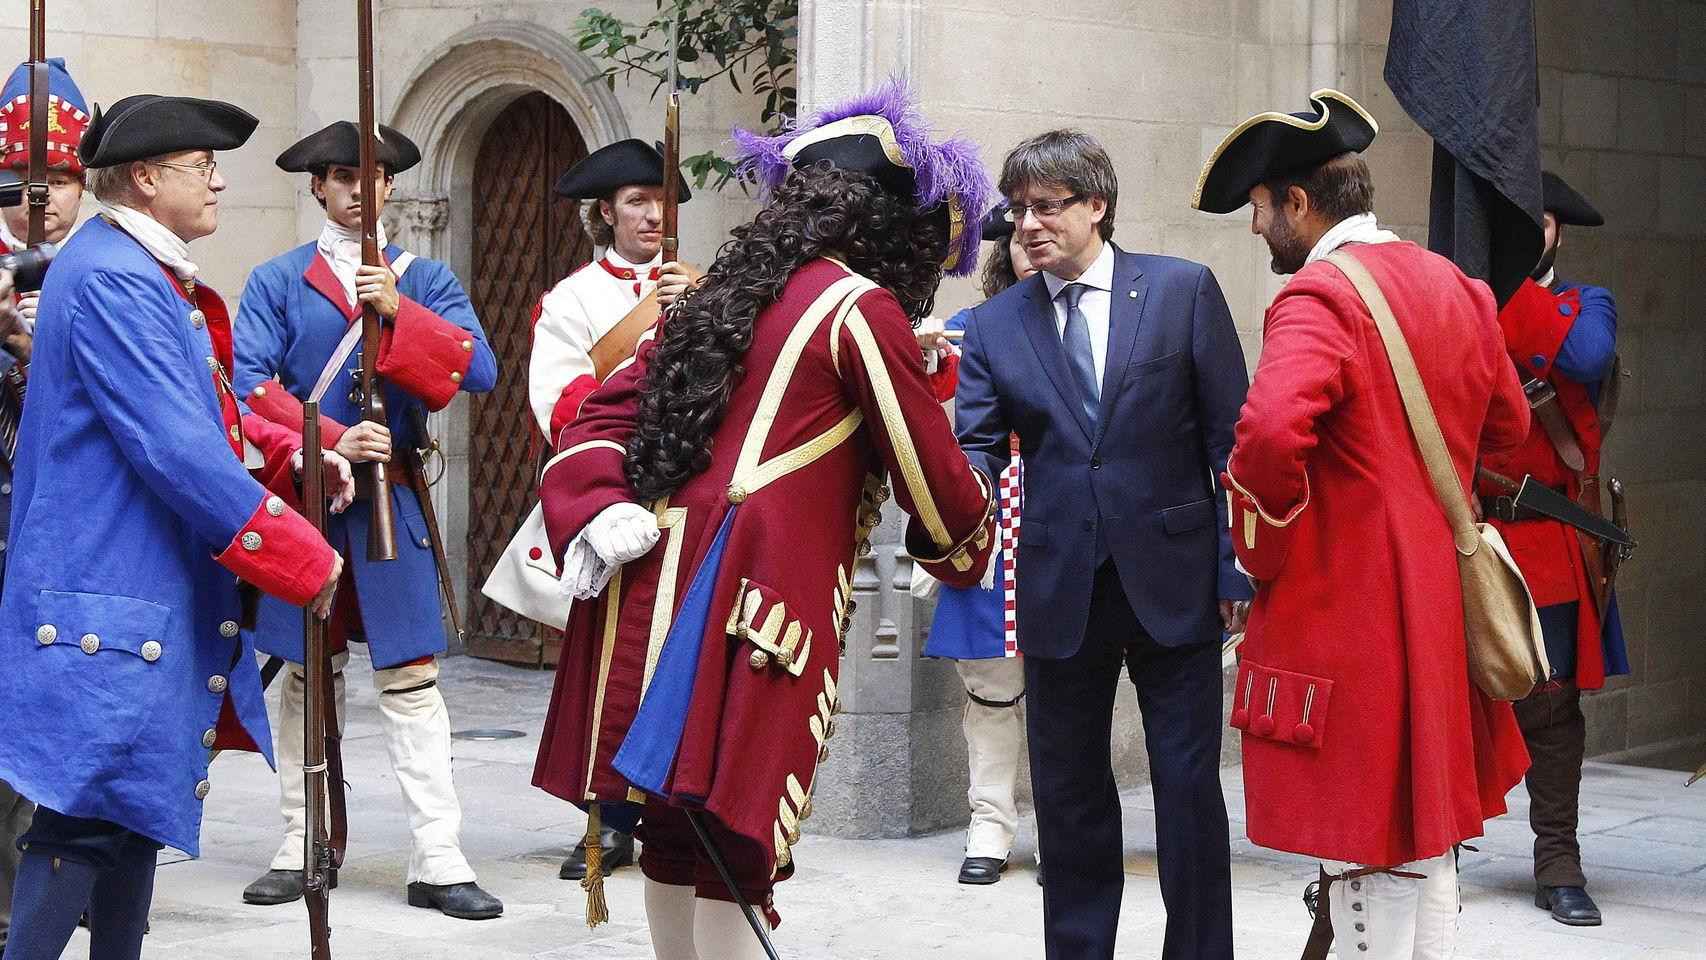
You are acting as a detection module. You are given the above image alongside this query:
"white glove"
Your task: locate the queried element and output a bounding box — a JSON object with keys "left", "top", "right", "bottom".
{"left": 978, "top": 553, "right": 997, "bottom": 591}
{"left": 559, "top": 536, "right": 615, "bottom": 601}
{"left": 16, "top": 292, "right": 38, "bottom": 334}
{"left": 908, "top": 560, "right": 940, "bottom": 600}
{"left": 292, "top": 447, "right": 357, "bottom": 515}
{"left": 582, "top": 501, "right": 661, "bottom": 566}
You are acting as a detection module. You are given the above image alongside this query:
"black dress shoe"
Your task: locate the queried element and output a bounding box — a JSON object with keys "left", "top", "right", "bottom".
{"left": 243, "top": 869, "right": 305, "bottom": 906}
{"left": 1535, "top": 885, "right": 1602, "bottom": 926}
{"left": 560, "top": 829, "right": 635, "bottom": 880}
{"left": 407, "top": 881, "right": 504, "bottom": 920}
{"left": 957, "top": 856, "right": 1007, "bottom": 885}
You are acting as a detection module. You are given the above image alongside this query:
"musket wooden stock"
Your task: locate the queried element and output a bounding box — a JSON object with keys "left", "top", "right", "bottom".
{"left": 301, "top": 403, "right": 334, "bottom": 960}
{"left": 355, "top": 0, "right": 396, "bottom": 562}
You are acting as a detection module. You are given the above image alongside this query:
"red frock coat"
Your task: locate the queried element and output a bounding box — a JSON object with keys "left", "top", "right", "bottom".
{"left": 533, "top": 258, "right": 994, "bottom": 879}
{"left": 1223, "top": 241, "right": 1533, "bottom": 866}
{"left": 1476, "top": 279, "right": 1609, "bottom": 687}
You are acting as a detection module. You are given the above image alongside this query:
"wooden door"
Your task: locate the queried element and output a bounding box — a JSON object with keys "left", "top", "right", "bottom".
{"left": 465, "top": 92, "right": 591, "bottom": 666}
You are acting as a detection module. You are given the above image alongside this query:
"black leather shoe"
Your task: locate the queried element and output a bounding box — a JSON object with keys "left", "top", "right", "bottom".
{"left": 1535, "top": 885, "right": 1602, "bottom": 926}
{"left": 407, "top": 881, "right": 503, "bottom": 920}
{"left": 957, "top": 856, "right": 1007, "bottom": 885}
{"left": 243, "top": 869, "right": 304, "bottom": 906}
{"left": 560, "top": 829, "right": 635, "bottom": 880}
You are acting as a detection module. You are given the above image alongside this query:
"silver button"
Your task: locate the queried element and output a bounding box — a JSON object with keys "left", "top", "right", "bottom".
{"left": 1350, "top": 881, "right": 1361, "bottom": 891}
{"left": 189, "top": 309, "right": 206, "bottom": 329}
{"left": 420, "top": 537, "right": 431, "bottom": 548}
{"left": 194, "top": 780, "right": 211, "bottom": 800}
{"left": 79, "top": 633, "right": 100, "bottom": 654}
{"left": 140, "top": 641, "right": 163, "bottom": 662}
{"left": 219, "top": 620, "right": 239, "bottom": 638}
{"left": 202, "top": 728, "right": 218, "bottom": 749}
{"left": 1, "top": 482, "right": 11, "bottom": 494}
{"left": 35, "top": 624, "right": 56, "bottom": 645}
{"left": 207, "top": 675, "right": 228, "bottom": 694}
{"left": 241, "top": 531, "right": 263, "bottom": 552}
{"left": 265, "top": 496, "right": 285, "bottom": 517}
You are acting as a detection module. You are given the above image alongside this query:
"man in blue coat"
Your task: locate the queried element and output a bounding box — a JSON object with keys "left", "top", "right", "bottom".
{"left": 0, "top": 94, "right": 343, "bottom": 960}
{"left": 954, "top": 130, "right": 1251, "bottom": 960}
{"left": 232, "top": 121, "right": 502, "bottom": 920}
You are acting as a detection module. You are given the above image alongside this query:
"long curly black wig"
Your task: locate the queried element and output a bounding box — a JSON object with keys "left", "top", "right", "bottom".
{"left": 624, "top": 163, "right": 951, "bottom": 502}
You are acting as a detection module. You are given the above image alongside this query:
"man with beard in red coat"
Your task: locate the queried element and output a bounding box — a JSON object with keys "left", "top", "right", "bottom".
{"left": 1192, "top": 89, "right": 1533, "bottom": 960}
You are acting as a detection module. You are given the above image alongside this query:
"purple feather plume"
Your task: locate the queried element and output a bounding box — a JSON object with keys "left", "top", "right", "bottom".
{"left": 732, "top": 77, "right": 994, "bottom": 276}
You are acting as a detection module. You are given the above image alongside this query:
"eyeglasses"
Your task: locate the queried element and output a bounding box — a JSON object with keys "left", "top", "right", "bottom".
{"left": 1005, "top": 194, "right": 1086, "bottom": 223}
{"left": 150, "top": 159, "right": 218, "bottom": 179}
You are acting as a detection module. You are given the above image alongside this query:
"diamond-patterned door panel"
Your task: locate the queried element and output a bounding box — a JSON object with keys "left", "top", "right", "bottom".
{"left": 466, "top": 92, "right": 590, "bottom": 666}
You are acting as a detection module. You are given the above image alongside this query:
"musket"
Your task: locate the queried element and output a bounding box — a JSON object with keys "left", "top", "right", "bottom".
{"left": 354, "top": 0, "right": 397, "bottom": 561}
{"left": 301, "top": 402, "right": 335, "bottom": 960}
{"left": 584, "top": 11, "right": 686, "bottom": 381}
{"left": 26, "top": 1, "right": 49, "bottom": 245}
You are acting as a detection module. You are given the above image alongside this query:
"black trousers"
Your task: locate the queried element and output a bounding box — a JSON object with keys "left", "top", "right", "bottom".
{"left": 1025, "top": 562, "right": 1233, "bottom": 960}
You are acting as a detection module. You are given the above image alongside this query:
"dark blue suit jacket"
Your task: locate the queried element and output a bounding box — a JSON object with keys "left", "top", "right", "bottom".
{"left": 956, "top": 245, "right": 1251, "bottom": 658}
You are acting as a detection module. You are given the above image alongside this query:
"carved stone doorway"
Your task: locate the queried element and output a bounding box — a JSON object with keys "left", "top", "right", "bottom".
{"left": 464, "top": 91, "right": 592, "bottom": 666}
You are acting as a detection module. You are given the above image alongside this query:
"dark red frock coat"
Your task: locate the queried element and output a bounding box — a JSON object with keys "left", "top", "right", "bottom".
{"left": 532, "top": 258, "right": 994, "bottom": 880}
{"left": 1223, "top": 241, "right": 1533, "bottom": 866}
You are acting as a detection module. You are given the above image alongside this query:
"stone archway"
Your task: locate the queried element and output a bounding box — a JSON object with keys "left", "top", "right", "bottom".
{"left": 380, "top": 21, "right": 630, "bottom": 651}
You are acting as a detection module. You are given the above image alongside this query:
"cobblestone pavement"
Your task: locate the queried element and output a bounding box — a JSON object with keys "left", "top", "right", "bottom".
{"left": 64, "top": 654, "right": 1706, "bottom": 959}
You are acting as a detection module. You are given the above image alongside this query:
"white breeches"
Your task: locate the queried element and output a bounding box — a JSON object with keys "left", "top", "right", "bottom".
{"left": 270, "top": 654, "right": 475, "bottom": 886}
{"left": 1322, "top": 850, "right": 1458, "bottom": 960}
{"left": 956, "top": 657, "right": 1026, "bottom": 860}
{"left": 643, "top": 878, "right": 771, "bottom": 960}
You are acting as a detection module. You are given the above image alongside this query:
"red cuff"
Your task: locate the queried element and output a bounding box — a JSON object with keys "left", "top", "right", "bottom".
{"left": 906, "top": 470, "right": 996, "bottom": 589}
{"left": 215, "top": 496, "right": 335, "bottom": 607}
{"left": 376, "top": 297, "right": 477, "bottom": 411}
{"left": 539, "top": 442, "right": 629, "bottom": 561}
{"left": 1498, "top": 280, "right": 1578, "bottom": 381}
{"left": 245, "top": 379, "right": 348, "bottom": 452}
{"left": 550, "top": 374, "right": 602, "bottom": 443}
{"left": 1223, "top": 470, "right": 1306, "bottom": 582}
{"left": 927, "top": 354, "right": 960, "bottom": 403}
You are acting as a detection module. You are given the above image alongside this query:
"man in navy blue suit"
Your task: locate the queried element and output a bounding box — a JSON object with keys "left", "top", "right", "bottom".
{"left": 955, "top": 130, "right": 1250, "bottom": 960}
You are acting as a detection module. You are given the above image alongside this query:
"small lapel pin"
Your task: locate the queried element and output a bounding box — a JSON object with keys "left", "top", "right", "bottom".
{"left": 1128, "top": 291, "right": 1137, "bottom": 298}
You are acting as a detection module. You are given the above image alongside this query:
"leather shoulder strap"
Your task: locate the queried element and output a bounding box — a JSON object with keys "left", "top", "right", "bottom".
{"left": 1324, "top": 251, "right": 1478, "bottom": 555}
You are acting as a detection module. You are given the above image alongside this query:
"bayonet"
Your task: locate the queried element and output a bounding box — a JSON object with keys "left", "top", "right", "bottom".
{"left": 26, "top": 0, "right": 49, "bottom": 245}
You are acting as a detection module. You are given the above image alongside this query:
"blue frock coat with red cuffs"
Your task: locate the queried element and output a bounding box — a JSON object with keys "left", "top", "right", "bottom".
{"left": 533, "top": 258, "right": 994, "bottom": 889}
{"left": 0, "top": 215, "right": 336, "bottom": 855}
{"left": 232, "top": 240, "right": 496, "bottom": 669}
{"left": 1222, "top": 241, "right": 1533, "bottom": 867}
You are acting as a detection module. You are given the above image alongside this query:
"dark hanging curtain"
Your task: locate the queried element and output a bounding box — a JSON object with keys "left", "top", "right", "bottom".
{"left": 1385, "top": 0, "right": 1544, "bottom": 308}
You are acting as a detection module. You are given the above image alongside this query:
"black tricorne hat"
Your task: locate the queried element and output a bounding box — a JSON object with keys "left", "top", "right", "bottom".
{"left": 1541, "top": 171, "right": 1603, "bottom": 227}
{"left": 1192, "top": 89, "right": 1378, "bottom": 215}
{"left": 553, "top": 138, "right": 691, "bottom": 203}
{"left": 981, "top": 201, "right": 1013, "bottom": 242}
{"left": 79, "top": 95, "right": 258, "bottom": 169}
{"left": 276, "top": 121, "right": 422, "bottom": 176}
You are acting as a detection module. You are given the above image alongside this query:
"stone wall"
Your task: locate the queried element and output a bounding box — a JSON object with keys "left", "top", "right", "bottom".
{"left": 0, "top": 1, "right": 301, "bottom": 295}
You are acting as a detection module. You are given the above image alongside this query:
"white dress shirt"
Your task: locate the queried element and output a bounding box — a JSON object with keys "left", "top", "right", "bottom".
{"left": 1041, "top": 240, "right": 1115, "bottom": 383}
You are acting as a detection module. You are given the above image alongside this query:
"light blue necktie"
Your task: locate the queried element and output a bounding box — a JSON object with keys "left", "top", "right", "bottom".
{"left": 1058, "top": 282, "right": 1099, "bottom": 428}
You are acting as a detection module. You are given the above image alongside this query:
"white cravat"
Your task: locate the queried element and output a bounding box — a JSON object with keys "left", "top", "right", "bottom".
{"left": 317, "top": 218, "right": 389, "bottom": 307}
{"left": 98, "top": 201, "right": 199, "bottom": 281}
{"left": 1536, "top": 267, "right": 1557, "bottom": 289}
{"left": 1041, "top": 240, "right": 1115, "bottom": 382}
{"left": 1304, "top": 212, "right": 1400, "bottom": 266}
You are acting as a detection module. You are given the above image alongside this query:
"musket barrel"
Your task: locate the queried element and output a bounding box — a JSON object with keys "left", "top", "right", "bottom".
{"left": 301, "top": 401, "right": 334, "bottom": 958}
{"left": 355, "top": 0, "right": 396, "bottom": 562}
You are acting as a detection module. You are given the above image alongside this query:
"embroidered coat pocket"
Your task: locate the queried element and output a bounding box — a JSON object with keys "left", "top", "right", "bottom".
{"left": 726, "top": 578, "right": 813, "bottom": 677}
{"left": 1228, "top": 659, "right": 1334, "bottom": 749}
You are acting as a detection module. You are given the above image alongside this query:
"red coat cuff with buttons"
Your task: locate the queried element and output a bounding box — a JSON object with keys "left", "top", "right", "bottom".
{"left": 550, "top": 374, "right": 601, "bottom": 445}
{"left": 215, "top": 495, "right": 335, "bottom": 607}
{"left": 244, "top": 378, "right": 349, "bottom": 452}
{"left": 1498, "top": 279, "right": 1578, "bottom": 381}
{"left": 1222, "top": 469, "right": 1307, "bottom": 582}
{"left": 906, "top": 468, "right": 996, "bottom": 589}
{"left": 375, "top": 296, "right": 476, "bottom": 412}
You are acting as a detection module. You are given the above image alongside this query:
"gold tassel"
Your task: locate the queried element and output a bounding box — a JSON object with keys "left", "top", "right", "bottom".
{"left": 581, "top": 805, "right": 609, "bottom": 928}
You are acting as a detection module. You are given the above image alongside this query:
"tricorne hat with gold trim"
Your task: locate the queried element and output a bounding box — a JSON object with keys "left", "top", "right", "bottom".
{"left": 1192, "top": 89, "right": 1378, "bottom": 215}
{"left": 731, "top": 77, "right": 994, "bottom": 277}
{"left": 0, "top": 58, "right": 91, "bottom": 174}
